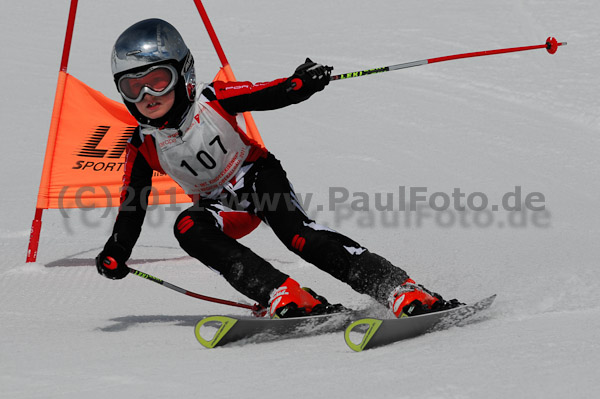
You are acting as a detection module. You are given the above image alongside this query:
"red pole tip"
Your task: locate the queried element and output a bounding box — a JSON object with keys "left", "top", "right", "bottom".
{"left": 546, "top": 37, "right": 559, "bottom": 54}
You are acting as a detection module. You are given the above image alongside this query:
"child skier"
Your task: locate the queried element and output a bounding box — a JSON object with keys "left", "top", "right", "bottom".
{"left": 96, "top": 18, "right": 461, "bottom": 318}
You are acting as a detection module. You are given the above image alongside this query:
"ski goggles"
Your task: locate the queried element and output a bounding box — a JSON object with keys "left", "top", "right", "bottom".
{"left": 117, "top": 64, "right": 178, "bottom": 103}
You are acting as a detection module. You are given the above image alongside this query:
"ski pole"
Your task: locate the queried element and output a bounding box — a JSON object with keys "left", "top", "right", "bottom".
{"left": 129, "top": 267, "right": 267, "bottom": 316}
{"left": 331, "top": 37, "right": 566, "bottom": 81}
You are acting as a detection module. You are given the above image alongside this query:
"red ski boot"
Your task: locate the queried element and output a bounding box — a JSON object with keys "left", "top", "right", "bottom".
{"left": 268, "top": 277, "right": 344, "bottom": 318}
{"left": 388, "top": 279, "right": 462, "bottom": 318}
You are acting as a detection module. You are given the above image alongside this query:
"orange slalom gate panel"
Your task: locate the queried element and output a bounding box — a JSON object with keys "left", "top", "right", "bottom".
{"left": 35, "top": 72, "right": 189, "bottom": 210}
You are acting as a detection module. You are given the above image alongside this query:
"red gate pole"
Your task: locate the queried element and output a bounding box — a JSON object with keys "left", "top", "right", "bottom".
{"left": 59, "top": 0, "right": 79, "bottom": 72}
{"left": 192, "top": 0, "right": 230, "bottom": 67}
{"left": 192, "top": 0, "right": 264, "bottom": 147}
{"left": 27, "top": 0, "right": 79, "bottom": 263}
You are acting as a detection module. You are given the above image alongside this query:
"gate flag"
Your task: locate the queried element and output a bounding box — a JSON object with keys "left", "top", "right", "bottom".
{"left": 36, "top": 72, "right": 188, "bottom": 210}
{"left": 27, "top": 0, "right": 264, "bottom": 262}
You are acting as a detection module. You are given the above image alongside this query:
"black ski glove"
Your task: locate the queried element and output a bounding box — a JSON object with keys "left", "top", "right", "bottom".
{"left": 286, "top": 58, "right": 332, "bottom": 102}
{"left": 96, "top": 239, "right": 130, "bottom": 280}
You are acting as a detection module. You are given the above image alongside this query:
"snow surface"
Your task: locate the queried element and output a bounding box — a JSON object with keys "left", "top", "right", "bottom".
{"left": 2, "top": 0, "right": 599, "bottom": 397}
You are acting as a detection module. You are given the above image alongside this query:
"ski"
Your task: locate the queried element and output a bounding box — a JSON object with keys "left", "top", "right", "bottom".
{"left": 344, "top": 294, "right": 496, "bottom": 352}
{"left": 195, "top": 310, "right": 364, "bottom": 348}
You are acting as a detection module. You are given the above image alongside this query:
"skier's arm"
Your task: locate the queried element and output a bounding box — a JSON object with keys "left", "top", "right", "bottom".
{"left": 96, "top": 139, "right": 153, "bottom": 279}
{"left": 212, "top": 58, "right": 332, "bottom": 115}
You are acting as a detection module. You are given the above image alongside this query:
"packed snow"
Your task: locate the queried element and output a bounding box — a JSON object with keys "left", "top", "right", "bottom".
{"left": 2, "top": 0, "right": 599, "bottom": 397}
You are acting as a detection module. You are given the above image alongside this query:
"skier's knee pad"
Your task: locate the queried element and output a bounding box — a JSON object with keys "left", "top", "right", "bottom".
{"left": 173, "top": 208, "right": 219, "bottom": 247}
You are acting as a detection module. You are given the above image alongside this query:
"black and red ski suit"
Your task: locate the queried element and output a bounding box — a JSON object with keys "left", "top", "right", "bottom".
{"left": 104, "top": 76, "right": 409, "bottom": 307}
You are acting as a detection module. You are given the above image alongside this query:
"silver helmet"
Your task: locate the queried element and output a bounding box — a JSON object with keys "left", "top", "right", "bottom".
{"left": 111, "top": 18, "right": 196, "bottom": 103}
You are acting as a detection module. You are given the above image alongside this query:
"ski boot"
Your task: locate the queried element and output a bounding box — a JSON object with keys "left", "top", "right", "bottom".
{"left": 268, "top": 277, "right": 345, "bottom": 318}
{"left": 388, "top": 278, "right": 463, "bottom": 318}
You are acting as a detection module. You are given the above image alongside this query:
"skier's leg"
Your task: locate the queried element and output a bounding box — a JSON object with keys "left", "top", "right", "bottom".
{"left": 173, "top": 201, "right": 288, "bottom": 307}
{"left": 251, "top": 154, "right": 410, "bottom": 306}
{"left": 252, "top": 155, "right": 462, "bottom": 315}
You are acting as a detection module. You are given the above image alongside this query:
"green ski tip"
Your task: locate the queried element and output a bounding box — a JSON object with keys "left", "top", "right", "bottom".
{"left": 195, "top": 316, "right": 238, "bottom": 348}
{"left": 344, "top": 318, "right": 383, "bottom": 352}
